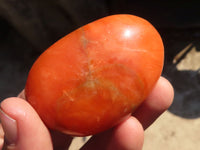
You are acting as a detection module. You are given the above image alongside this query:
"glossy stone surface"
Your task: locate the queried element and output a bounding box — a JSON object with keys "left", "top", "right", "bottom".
{"left": 25, "top": 14, "right": 164, "bottom": 136}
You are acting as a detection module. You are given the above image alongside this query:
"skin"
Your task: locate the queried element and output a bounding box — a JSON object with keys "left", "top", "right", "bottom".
{"left": 0, "top": 77, "right": 174, "bottom": 150}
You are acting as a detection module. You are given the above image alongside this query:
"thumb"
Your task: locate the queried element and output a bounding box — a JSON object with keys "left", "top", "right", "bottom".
{"left": 0, "top": 97, "right": 53, "bottom": 150}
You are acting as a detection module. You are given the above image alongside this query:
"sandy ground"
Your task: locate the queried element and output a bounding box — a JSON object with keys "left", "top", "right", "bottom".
{"left": 69, "top": 110, "right": 200, "bottom": 150}
{"left": 143, "top": 111, "right": 200, "bottom": 150}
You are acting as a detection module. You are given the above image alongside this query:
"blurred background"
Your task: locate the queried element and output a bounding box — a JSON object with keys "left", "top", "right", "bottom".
{"left": 0, "top": 0, "right": 199, "bottom": 149}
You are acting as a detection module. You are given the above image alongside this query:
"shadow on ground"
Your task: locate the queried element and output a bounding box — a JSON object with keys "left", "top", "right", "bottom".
{"left": 161, "top": 29, "right": 200, "bottom": 119}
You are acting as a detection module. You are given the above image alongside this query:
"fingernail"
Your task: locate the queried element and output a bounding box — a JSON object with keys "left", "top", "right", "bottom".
{"left": 0, "top": 107, "right": 17, "bottom": 146}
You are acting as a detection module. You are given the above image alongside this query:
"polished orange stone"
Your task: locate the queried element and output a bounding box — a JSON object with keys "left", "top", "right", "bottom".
{"left": 25, "top": 14, "right": 164, "bottom": 136}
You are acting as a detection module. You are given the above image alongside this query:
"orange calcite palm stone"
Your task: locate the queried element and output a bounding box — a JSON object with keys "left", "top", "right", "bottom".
{"left": 25, "top": 14, "right": 164, "bottom": 136}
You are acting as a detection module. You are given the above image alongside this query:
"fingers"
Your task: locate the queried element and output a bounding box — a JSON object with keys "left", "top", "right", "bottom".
{"left": 2, "top": 76, "right": 173, "bottom": 150}
{"left": 0, "top": 97, "right": 53, "bottom": 150}
{"left": 133, "top": 76, "right": 174, "bottom": 129}
{"left": 17, "top": 90, "right": 73, "bottom": 150}
{"left": 81, "top": 76, "right": 173, "bottom": 150}
{"left": 81, "top": 117, "right": 144, "bottom": 150}
{"left": 0, "top": 124, "right": 4, "bottom": 149}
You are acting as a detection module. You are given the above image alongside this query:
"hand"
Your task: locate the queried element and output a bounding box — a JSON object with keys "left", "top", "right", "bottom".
{"left": 0, "top": 77, "right": 174, "bottom": 150}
